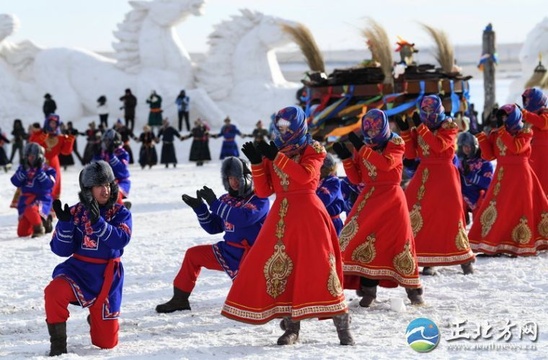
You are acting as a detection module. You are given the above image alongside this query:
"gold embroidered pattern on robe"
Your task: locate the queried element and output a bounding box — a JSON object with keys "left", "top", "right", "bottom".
{"left": 264, "top": 198, "right": 293, "bottom": 298}
{"left": 44, "top": 135, "right": 59, "bottom": 152}
{"left": 493, "top": 167, "right": 504, "bottom": 196}
{"left": 538, "top": 212, "right": 548, "bottom": 238}
{"left": 496, "top": 136, "right": 507, "bottom": 156}
{"left": 417, "top": 135, "right": 430, "bottom": 156}
{"left": 362, "top": 158, "right": 377, "bottom": 181}
{"left": 480, "top": 200, "right": 498, "bottom": 238}
{"left": 351, "top": 233, "right": 376, "bottom": 264}
{"left": 339, "top": 187, "right": 374, "bottom": 251}
{"left": 455, "top": 220, "right": 470, "bottom": 250}
{"left": 393, "top": 240, "right": 416, "bottom": 275}
{"left": 512, "top": 217, "right": 532, "bottom": 244}
{"left": 327, "top": 253, "right": 343, "bottom": 297}
{"left": 273, "top": 164, "right": 289, "bottom": 191}
{"left": 409, "top": 169, "right": 429, "bottom": 237}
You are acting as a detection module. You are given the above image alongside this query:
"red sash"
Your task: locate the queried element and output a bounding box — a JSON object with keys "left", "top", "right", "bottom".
{"left": 72, "top": 254, "right": 121, "bottom": 308}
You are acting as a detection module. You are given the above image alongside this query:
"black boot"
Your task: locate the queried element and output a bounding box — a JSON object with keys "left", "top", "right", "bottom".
{"left": 421, "top": 266, "right": 438, "bottom": 276}
{"left": 32, "top": 224, "right": 45, "bottom": 238}
{"left": 47, "top": 322, "right": 67, "bottom": 356}
{"left": 358, "top": 286, "right": 377, "bottom": 307}
{"left": 155, "top": 287, "right": 191, "bottom": 313}
{"left": 405, "top": 287, "right": 425, "bottom": 305}
{"left": 43, "top": 215, "right": 53, "bottom": 234}
{"left": 461, "top": 261, "right": 474, "bottom": 275}
{"left": 332, "top": 313, "right": 355, "bottom": 345}
{"left": 277, "top": 317, "right": 300, "bottom": 345}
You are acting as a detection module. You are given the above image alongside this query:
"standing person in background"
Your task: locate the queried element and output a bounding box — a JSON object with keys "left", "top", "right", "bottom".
{"left": 29, "top": 114, "right": 75, "bottom": 201}
{"left": 10, "top": 142, "right": 56, "bottom": 237}
{"left": 247, "top": 120, "right": 270, "bottom": 147}
{"left": 114, "top": 119, "right": 136, "bottom": 165}
{"left": 316, "top": 153, "right": 345, "bottom": 235}
{"left": 395, "top": 95, "right": 475, "bottom": 275}
{"left": 146, "top": 90, "right": 163, "bottom": 130}
{"left": 211, "top": 117, "right": 243, "bottom": 159}
{"left": 44, "top": 161, "right": 132, "bottom": 356}
{"left": 223, "top": 105, "right": 354, "bottom": 346}
{"left": 156, "top": 156, "right": 269, "bottom": 313}
{"left": 119, "top": 88, "right": 137, "bottom": 132}
{"left": 97, "top": 95, "right": 109, "bottom": 129}
{"left": 58, "top": 123, "right": 75, "bottom": 171}
{"left": 43, "top": 93, "right": 57, "bottom": 118}
{"left": 94, "top": 129, "right": 132, "bottom": 209}
{"left": 175, "top": 90, "right": 190, "bottom": 132}
{"left": 157, "top": 118, "right": 182, "bottom": 168}
{"left": 181, "top": 118, "right": 211, "bottom": 166}
{"left": 82, "top": 121, "right": 101, "bottom": 165}
{"left": 136, "top": 125, "right": 158, "bottom": 169}
{"left": 0, "top": 127, "right": 11, "bottom": 172}
{"left": 8, "top": 119, "right": 27, "bottom": 166}
{"left": 64, "top": 121, "right": 84, "bottom": 165}
{"left": 333, "top": 109, "right": 423, "bottom": 308}
{"left": 521, "top": 87, "right": 548, "bottom": 195}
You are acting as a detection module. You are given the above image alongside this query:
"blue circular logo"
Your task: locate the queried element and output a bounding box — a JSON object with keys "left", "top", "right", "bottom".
{"left": 406, "top": 317, "right": 440, "bottom": 352}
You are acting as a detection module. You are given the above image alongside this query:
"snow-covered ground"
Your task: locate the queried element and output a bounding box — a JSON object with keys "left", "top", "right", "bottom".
{"left": 1, "top": 116, "right": 547, "bottom": 360}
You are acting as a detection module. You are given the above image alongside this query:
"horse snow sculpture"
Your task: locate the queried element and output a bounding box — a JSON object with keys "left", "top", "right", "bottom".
{"left": 0, "top": 14, "right": 40, "bottom": 121}
{"left": 507, "top": 17, "right": 548, "bottom": 104}
{"left": 195, "top": 9, "right": 301, "bottom": 127}
{"left": 0, "top": 0, "right": 225, "bottom": 127}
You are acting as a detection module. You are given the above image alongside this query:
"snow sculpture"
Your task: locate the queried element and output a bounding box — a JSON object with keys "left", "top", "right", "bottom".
{"left": 195, "top": 9, "right": 301, "bottom": 125}
{"left": 0, "top": 0, "right": 225, "bottom": 128}
{"left": 507, "top": 17, "right": 548, "bottom": 104}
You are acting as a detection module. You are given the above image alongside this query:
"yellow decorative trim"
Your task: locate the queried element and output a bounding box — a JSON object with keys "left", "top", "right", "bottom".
{"left": 496, "top": 136, "right": 507, "bottom": 156}
{"left": 417, "top": 168, "right": 429, "bottom": 201}
{"left": 455, "top": 220, "right": 470, "bottom": 250}
{"left": 391, "top": 136, "right": 404, "bottom": 145}
{"left": 264, "top": 197, "right": 293, "bottom": 299}
{"left": 409, "top": 204, "right": 424, "bottom": 237}
{"left": 339, "top": 186, "right": 375, "bottom": 251}
{"left": 273, "top": 164, "right": 289, "bottom": 191}
{"left": 351, "top": 233, "right": 376, "bottom": 264}
{"left": 538, "top": 212, "right": 548, "bottom": 238}
{"left": 312, "top": 141, "right": 324, "bottom": 154}
{"left": 493, "top": 167, "right": 504, "bottom": 197}
{"left": 480, "top": 200, "right": 497, "bottom": 238}
{"left": 327, "top": 253, "right": 343, "bottom": 297}
{"left": 418, "top": 135, "right": 430, "bottom": 156}
{"left": 512, "top": 217, "right": 532, "bottom": 244}
{"left": 361, "top": 158, "right": 377, "bottom": 181}
{"left": 393, "top": 240, "right": 416, "bottom": 276}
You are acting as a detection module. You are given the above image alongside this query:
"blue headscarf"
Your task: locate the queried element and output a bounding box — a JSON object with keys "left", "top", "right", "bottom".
{"left": 43, "top": 114, "right": 61, "bottom": 135}
{"left": 522, "top": 87, "right": 547, "bottom": 113}
{"left": 361, "top": 109, "right": 391, "bottom": 149}
{"left": 498, "top": 104, "right": 523, "bottom": 135}
{"left": 419, "top": 95, "right": 447, "bottom": 130}
{"left": 272, "top": 105, "right": 312, "bottom": 157}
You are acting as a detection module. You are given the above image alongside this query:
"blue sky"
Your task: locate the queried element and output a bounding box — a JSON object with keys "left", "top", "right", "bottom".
{"left": 3, "top": 0, "right": 547, "bottom": 53}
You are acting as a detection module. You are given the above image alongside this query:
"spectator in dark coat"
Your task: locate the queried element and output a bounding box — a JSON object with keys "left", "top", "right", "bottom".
{"left": 157, "top": 118, "right": 183, "bottom": 168}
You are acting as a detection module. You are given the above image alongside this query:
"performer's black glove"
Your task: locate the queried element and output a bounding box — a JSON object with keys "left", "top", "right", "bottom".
{"left": 198, "top": 186, "right": 217, "bottom": 206}
{"left": 411, "top": 112, "right": 422, "bottom": 128}
{"left": 241, "top": 141, "right": 262, "bottom": 164}
{"left": 394, "top": 115, "right": 409, "bottom": 131}
{"left": 495, "top": 109, "right": 506, "bottom": 128}
{"left": 182, "top": 190, "right": 204, "bottom": 209}
{"left": 257, "top": 141, "right": 278, "bottom": 161}
{"left": 79, "top": 190, "right": 100, "bottom": 225}
{"left": 348, "top": 132, "right": 364, "bottom": 151}
{"left": 53, "top": 199, "right": 72, "bottom": 222}
{"left": 332, "top": 142, "right": 352, "bottom": 160}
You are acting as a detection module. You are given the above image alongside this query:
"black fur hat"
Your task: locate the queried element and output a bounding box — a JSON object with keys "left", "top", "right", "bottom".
{"left": 23, "top": 142, "right": 45, "bottom": 168}
{"left": 101, "top": 129, "right": 122, "bottom": 152}
{"left": 221, "top": 157, "right": 253, "bottom": 197}
{"left": 79, "top": 160, "right": 118, "bottom": 208}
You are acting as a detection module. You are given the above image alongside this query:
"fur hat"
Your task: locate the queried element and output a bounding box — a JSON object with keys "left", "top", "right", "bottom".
{"left": 101, "top": 129, "right": 122, "bottom": 152}
{"left": 320, "top": 153, "right": 337, "bottom": 178}
{"left": 23, "top": 142, "right": 45, "bottom": 168}
{"left": 79, "top": 161, "right": 115, "bottom": 189}
{"left": 457, "top": 131, "right": 479, "bottom": 158}
{"left": 221, "top": 157, "right": 253, "bottom": 197}
{"left": 79, "top": 160, "right": 118, "bottom": 208}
